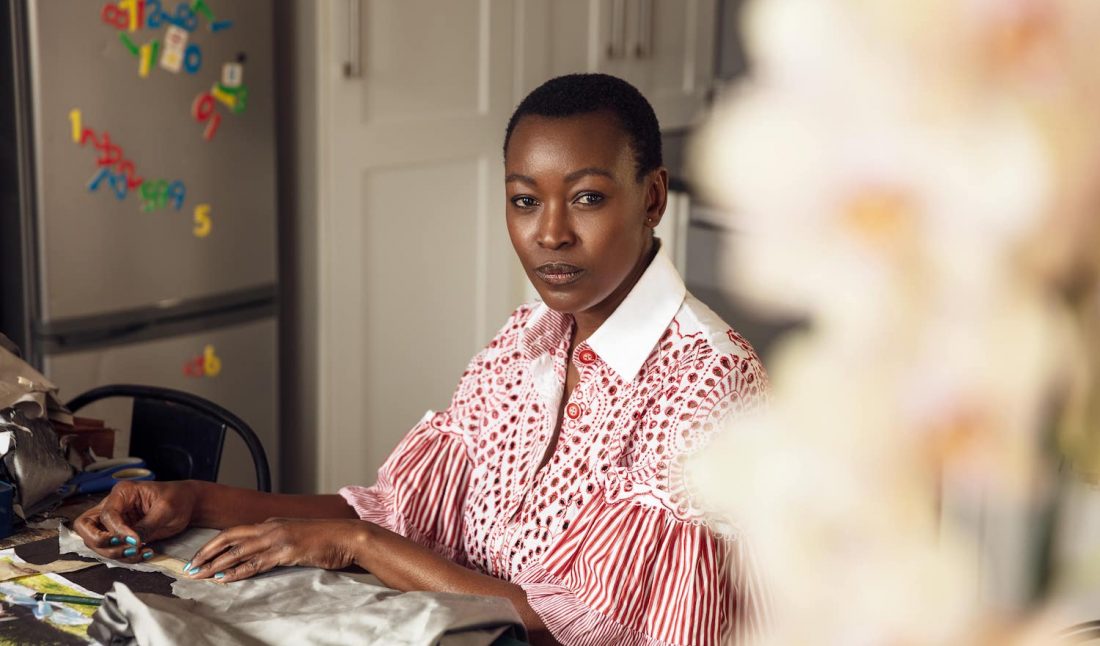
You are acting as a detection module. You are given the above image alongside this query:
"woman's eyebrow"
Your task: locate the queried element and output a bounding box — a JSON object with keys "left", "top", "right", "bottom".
{"left": 505, "top": 173, "right": 537, "bottom": 186}
{"left": 504, "top": 167, "right": 615, "bottom": 187}
{"left": 564, "top": 167, "right": 614, "bottom": 183}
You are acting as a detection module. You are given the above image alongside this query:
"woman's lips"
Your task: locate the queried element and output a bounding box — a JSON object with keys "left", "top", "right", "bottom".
{"left": 534, "top": 262, "right": 585, "bottom": 286}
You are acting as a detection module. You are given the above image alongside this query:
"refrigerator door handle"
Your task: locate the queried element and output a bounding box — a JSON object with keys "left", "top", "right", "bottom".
{"left": 343, "top": 0, "right": 363, "bottom": 78}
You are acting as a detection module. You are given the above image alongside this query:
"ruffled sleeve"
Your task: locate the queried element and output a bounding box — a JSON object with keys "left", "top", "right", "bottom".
{"left": 339, "top": 409, "right": 474, "bottom": 565}
{"left": 339, "top": 304, "right": 539, "bottom": 565}
{"left": 513, "top": 495, "right": 768, "bottom": 646}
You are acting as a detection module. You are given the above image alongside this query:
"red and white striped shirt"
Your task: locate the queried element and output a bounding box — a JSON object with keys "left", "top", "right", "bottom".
{"left": 341, "top": 249, "right": 769, "bottom": 645}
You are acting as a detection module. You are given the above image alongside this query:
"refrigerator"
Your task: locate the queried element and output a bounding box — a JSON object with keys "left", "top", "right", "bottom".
{"left": 0, "top": 0, "right": 279, "bottom": 490}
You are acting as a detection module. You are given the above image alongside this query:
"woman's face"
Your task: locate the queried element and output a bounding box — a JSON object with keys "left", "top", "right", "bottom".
{"left": 504, "top": 111, "right": 666, "bottom": 321}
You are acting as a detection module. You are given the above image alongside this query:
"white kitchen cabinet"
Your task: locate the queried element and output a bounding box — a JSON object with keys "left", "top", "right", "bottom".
{"left": 516, "top": 0, "right": 718, "bottom": 130}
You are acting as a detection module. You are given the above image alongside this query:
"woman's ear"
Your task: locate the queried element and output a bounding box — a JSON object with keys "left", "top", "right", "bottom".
{"left": 644, "top": 168, "right": 670, "bottom": 228}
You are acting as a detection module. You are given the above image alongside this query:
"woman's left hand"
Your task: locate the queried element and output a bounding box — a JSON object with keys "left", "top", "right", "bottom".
{"left": 186, "top": 518, "right": 371, "bottom": 583}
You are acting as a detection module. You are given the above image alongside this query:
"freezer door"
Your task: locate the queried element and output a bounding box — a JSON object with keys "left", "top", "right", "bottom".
{"left": 26, "top": 0, "right": 277, "bottom": 322}
{"left": 43, "top": 317, "right": 279, "bottom": 491}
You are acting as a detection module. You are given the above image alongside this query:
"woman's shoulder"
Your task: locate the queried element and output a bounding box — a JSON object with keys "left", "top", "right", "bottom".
{"left": 599, "top": 293, "right": 768, "bottom": 525}
{"left": 481, "top": 301, "right": 544, "bottom": 349}
{"left": 677, "top": 293, "right": 766, "bottom": 366}
{"left": 650, "top": 292, "right": 769, "bottom": 407}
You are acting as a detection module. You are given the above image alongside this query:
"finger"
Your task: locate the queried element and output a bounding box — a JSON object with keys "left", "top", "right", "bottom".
{"left": 98, "top": 494, "right": 143, "bottom": 548}
{"left": 73, "top": 507, "right": 113, "bottom": 547}
{"left": 74, "top": 512, "right": 151, "bottom": 561}
{"left": 187, "top": 526, "right": 264, "bottom": 577}
{"left": 216, "top": 553, "right": 278, "bottom": 583}
{"left": 115, "top": 543, "right": 157, "bottom": 564}
{"left": 73, "top": 511, "right": 131, "bottom": 558}
{"left": 193, "top": 539, "right": 268, "bottom": 581}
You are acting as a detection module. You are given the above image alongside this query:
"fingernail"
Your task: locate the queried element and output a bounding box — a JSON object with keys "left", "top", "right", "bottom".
{"left": 125, "top": 536, "right": 138, "bottom": 546}
{"left": 109, "top": 537, "right": 121, "bottom": 546}
{"left": 123, "top": 547, "right": 136, "bottom": 557}
{"left": 142, "top": 550, "right": 153, "bottom": 560}
{"left": 185, "top": 564, "right": 201, "bottom": 575}
{"left": 214, "top": 572, "right": 225, "bottom": 579}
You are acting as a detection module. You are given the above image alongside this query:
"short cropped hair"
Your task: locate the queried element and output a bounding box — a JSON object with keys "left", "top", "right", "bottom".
{"left": 503, "top": 74, "right": 662, "bottom": 181}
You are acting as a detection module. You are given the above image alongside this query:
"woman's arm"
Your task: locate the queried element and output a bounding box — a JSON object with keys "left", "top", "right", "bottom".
{"left": 187, "top": 480, "right": 358, "bottom": 527}
{"left": 355, "top": 522, "right": 555, "bottom": 641}
{"left": 74, "top": 480, "right": 358, "bottom": 564}
{"left": 185, "top": 517, "right": 558, "bottom": 645}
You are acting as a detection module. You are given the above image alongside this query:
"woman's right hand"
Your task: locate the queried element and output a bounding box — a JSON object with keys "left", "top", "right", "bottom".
{"left": 73, "top": 480, "right": 199, "bottom": 563}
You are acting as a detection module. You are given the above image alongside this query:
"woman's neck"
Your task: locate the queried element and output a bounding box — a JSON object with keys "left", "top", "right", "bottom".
{"left": 571, "top": 237, "right": 658, "bottom": 346}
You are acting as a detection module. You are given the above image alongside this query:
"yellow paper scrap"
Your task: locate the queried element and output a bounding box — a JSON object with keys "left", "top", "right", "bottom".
{"left": 0, "top": 557, "right": 97, "bottom": 582}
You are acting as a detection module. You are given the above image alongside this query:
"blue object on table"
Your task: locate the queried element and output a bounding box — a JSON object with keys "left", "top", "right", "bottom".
{"left": 0, "top": 481, "right": 13, "bottom": 539}
{"left": 57, "top": 458, "right": 155, "bottom": 498}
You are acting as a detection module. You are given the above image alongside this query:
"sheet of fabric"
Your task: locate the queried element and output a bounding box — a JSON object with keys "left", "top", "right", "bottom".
{"left": 341, "top": 248, "right": 770, "bottom": 646}
{"left": 89, "top": 569, "right": 525, "bottom": 646}
{"left": 59, "top": 525, "right": 211, "bottom": 578}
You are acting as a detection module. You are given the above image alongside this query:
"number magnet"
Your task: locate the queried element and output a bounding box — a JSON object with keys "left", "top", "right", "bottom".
{"left": 183, "top": 43, "right": 202, "bottom": 74}
{"left": 202, "top": 345, "right": 222, "bottom": 377}
{"left": 193, "top": 203, "right": 212, "bottom": 238}
{"left": 69, "top": 109, "right": 82, "bottom": 143}
{"left": 119, "top": 32, "right": 140, "bottom": 57}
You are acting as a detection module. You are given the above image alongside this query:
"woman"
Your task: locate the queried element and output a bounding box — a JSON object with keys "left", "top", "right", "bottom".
{"left": 75, "top": 74, "right": 768, "bottom": 646}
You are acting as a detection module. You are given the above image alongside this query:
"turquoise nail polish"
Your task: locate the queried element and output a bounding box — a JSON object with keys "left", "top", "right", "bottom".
{"left": 214, "top": 572, "right": 224, "bottom": 579}
{"left": 125, "top": 536, "right": 138, "bottom": 546}
{"left": 123, "top": 547, "right": 136, "bottom": 557}
{"left": 109, "top": 537, "right": 121, "bottom": 546}
{"left": 186, "top": 565, "right": 200, "bottom": 575}
{"left": 142, "top": 550, "right": 153, "bottom": 560}
{"left": 184, "top": 561, "right": 191, "bottom": 571}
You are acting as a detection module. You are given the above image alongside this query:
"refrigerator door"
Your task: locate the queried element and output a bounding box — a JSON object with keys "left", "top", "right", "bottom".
{"left": 26, "top": 0, "right": 276, "bottom": 323}
{"left": 43, "top": 316, "right": 279, "bottom": 490}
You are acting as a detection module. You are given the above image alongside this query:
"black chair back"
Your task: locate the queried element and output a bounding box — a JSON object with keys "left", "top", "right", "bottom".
{"left": 67, "top": 384, "right": 270, "bottom": 492}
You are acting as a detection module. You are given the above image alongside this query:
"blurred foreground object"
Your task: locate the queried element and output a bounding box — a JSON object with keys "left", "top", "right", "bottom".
{"left": 689, "top": 0, "right": 1100, "bottom": 642}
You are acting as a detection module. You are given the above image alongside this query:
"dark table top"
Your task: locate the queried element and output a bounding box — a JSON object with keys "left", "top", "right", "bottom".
{"left": 0, "top": 499, "right": 176, "bottom": 645}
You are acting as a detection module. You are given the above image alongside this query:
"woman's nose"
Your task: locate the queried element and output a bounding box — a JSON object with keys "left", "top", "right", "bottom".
{"left": 537, "top": 203, "right": 575, "bottom": 249}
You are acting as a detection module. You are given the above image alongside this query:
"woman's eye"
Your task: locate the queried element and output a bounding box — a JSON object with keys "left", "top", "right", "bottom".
{"left": 511, "top": 196, "right": 539, "bottom": 209}
{"left": 575, "top": 192, "right": 604, "bottom": 206}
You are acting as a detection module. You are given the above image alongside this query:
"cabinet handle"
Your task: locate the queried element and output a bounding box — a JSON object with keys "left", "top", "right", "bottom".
{"left": 607, "top": 0, "right": 627, "bottom": 59}
{"left": 343, "top": 0, "right": 362, "bottom": 78}
{"left": 635, "top": 0, "right": 652, "bottom": 58}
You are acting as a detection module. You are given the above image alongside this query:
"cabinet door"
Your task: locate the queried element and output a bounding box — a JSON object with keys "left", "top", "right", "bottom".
{"left": 516, "top": 0, "right": 716, "bottom": 130}
{"left": 316, "top": 1, "right": 524, "bottom": 491}
{"left": 516, "top": 0, "right": 641, "bottom": 97}
{"left": 642, "top": 0, "right": 717, "bottom": 130}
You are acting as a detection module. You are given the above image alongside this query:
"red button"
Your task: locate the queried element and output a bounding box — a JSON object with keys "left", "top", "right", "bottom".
{"left": 565, "top": 403, "right": 581, "bottom": 419}
{"left": 577, "top": 348, "right": 597, "bottom": 365}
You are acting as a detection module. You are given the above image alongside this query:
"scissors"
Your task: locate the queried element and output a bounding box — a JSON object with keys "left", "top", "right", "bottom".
{"left": 58, "top": 457, "right": 155, "bottom": 498}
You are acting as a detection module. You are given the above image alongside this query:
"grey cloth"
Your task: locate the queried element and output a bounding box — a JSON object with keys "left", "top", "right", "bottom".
{"left": 0, "top": 337, "right": 75, "bottom": 515}
{"left": 89, "top": 569, "right": 526, "bottom": 646}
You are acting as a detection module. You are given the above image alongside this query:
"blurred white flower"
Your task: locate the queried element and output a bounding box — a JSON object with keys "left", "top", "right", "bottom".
{"left": 689, "top": 0, "right": 1100, "bottom": 643}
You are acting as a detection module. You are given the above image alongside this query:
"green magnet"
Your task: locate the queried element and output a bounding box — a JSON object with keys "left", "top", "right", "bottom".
{"left": 119, "top": 32, "right": 139, "bottom": 57}
{"left": 191, "top": 0, "right": 214, "bottom": 21}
